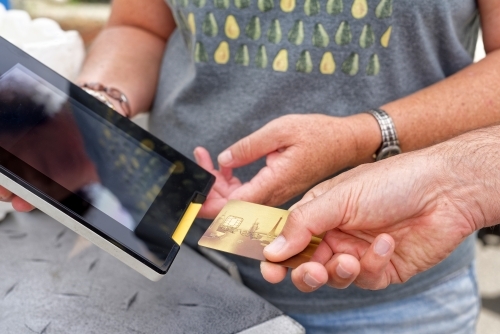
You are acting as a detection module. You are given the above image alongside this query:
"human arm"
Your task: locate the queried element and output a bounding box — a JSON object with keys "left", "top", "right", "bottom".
{"left": 260, "top": 125, "right": 500, "bottom": 291}
{"left": 77, "top": 0, "right": 175, "bottom": 117}
{"left": 0, "top": 0, "right": 176, "bottom": 211}
{"left": 200, "top": 0, "right": 500, "bottom": 215}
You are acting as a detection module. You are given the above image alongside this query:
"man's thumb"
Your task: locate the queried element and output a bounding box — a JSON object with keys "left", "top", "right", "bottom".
{"left": 263, "top": 207, "right": 317, "bottom": 262}
{"left": 263, "top": 191, "right": 345, "bottom": 262}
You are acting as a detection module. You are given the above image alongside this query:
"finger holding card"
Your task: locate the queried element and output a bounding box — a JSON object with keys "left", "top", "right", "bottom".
{"left": 198, "top": 200, "right": 324, "bottom": 268}
{"left": 260, "top": 233, "right": 362, "bottom": 290}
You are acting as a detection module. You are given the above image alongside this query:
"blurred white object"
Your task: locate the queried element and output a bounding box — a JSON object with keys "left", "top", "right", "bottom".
{"left": 474, "top": 30, "right": 485, "bottom": 63}
{"left": 0, "top": 4, "right": 86, "bottom": 221}
{"left": 0, "top": 4, "right": 85, "bottom": 81}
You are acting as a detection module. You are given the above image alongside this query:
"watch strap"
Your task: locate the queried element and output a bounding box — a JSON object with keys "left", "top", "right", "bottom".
{"left": 366, "top": 108, "right": 401, "bottom": 160}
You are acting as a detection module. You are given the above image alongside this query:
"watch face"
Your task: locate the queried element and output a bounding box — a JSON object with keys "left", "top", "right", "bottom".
{"left": 377, "top": 146, "right": 402, "bottom": 160}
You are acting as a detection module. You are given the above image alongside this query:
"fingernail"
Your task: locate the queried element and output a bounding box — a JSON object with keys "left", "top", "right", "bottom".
{"left": 304, "top": 273, "right": 320, "bottom": 288}
{"left": 218, "top": 150, "right": 233, "bottom": 165}
{"left": 336, "top": 263, "right": 352, "bottom": 279}
{"left": 374, "top": 238, "right": 391, "bottom": 256}
{"left": 264, "top": 235, "right": 287, "bottom": 255}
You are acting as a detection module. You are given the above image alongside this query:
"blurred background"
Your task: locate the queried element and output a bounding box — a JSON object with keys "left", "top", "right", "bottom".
{"left": 0, "top": 1, "right": 499, "bottom": 333}
{"left": 8, "top": 0, "right": 111, "bottom": 48}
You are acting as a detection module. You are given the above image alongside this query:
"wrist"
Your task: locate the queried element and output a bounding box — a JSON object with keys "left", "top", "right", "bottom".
{"left": 344, "top": 113, "right": 383, "bottom": 166}
{"left": 432, "top": 129, "right": 500, "bottom": 230}
{"left": 81, "top": 82, "right": 132, "bottom": 118}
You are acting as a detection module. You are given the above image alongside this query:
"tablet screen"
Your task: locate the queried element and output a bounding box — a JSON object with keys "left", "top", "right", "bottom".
{"left": 0, "top": 64, "right": 175, "bottom": 231}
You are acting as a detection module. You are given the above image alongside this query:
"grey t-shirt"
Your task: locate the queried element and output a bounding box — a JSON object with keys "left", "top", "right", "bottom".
{"left": 151, "top": 0, "right": 479, "bottom": 313}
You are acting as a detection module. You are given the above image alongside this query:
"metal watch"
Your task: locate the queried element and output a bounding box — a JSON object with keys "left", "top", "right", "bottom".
{"left": 366, "top": 108, "right": 401, "bottom": 161}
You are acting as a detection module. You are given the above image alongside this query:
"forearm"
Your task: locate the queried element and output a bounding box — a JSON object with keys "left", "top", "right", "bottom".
{"left": 77, "top": 0, "right": 175, "bottom": 117}
{"left": 348, "top": 0, "right": 500, "bottom": 166}
{"left": 346, "top": 50, "right": 500, "bottom": 167}
{"left": 431, "top": 125, "right": 500, "bottom": 230}
{"left": 77, "top": 27, "right": 166, "bottom": 116}
{"left": 385, "top": 50, "right": 500, "bottom": 153}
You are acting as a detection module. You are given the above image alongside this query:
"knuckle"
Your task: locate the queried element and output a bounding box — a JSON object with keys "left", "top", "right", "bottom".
{"left": 235, "top": 136, "right": 255, "bottom": 161}
{"left": 275, "top": 115, "right": 301, "bottom": 135}
{"left": 287, "top": 208, "right": 308, "bottom": 229}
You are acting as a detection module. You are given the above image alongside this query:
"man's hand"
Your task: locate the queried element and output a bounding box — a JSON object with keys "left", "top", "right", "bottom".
{"left": 260, "top": 128, "right": 500, "bottom": 291}
{"left": 216, "top": 113, "right": 380, "bottom": 208}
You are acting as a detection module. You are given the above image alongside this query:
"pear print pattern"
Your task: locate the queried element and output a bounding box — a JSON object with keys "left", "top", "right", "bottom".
{"left": 273, "top": 49, "right": 288, "bottom": 72}
{"left": 214, "top": 0, "right": 229, "bottom": 9}
{"left": 256, "top": 45, "right": 268, "bottom": 68}
{"left": 296, "top": 50, "right": 313, "bottom": 73}
{"left": 193, "top": 0, "right": 206, "bottom": 8}
{"left": 280, "top": 0, "right": 296, "bottom": 12}
{"left": 268, "top": 19, "right": 282, "bottom": 44}
{"left": 202, "top": 13, "right": 218, "bottom": 37}
{"left": 342, "top": 52, "right": 359, "bottom": 76}
{"left": 320, "top": 52, "right": 336, "bottom": 74}
{"left": 366, "top": 53, "right": 380, "bottom": 75}
{"left": 235, "top": 0, "right": 250, "bottom": 9}
{"left": 312, "top": 23, "right": 329, "bottom": 48}
{"left": 326, "top": 0, "right": 343, "bottom": 15}
{"left": 304, "top": 0, "right": 320, "bottom": 16}
{"left": 258, "top": 0, "right": 274, "bottom": 12}
{"left": 381, "top": 26, "right": 392, "bottom": 47}
{"left": 288, "top": 20, "right": 304, "bottom": 45}
{"left": 351, "top": 0, "right": 368, "bottom": 19}
{"left": 246, "top": 16, "right": 261, "bottom": 40}
{"left": 195, "top": 42, "right": 208, "bottom": 62}
{"left": 335, "top": 21, "right": 352, "bottom": 45}
{"left": 214, "top": 41, "right": 230, "bottom": 64}
{"left": 225, "top": 15, "right": 240, "bottom": 39}
{"left": 180, "top": 0, "right": 393, "bottom": 76}
{"left": 359, "top": 24, "right": 375, "bottom": 48}
{"left": 235, "top": 45, "right": 250, "bottom": 65}
{"left": 376, "top": 0, "right": 393, "bottom": 18}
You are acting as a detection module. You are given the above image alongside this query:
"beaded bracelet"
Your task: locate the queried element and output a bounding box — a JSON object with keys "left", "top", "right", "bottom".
{"left": 82, "top": 82, "right": 132, "bottom": 118}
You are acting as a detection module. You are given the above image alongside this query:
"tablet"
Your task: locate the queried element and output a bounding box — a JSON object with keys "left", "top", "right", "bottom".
{"left": 0, "top": 37, "right": 215, "bottom": 281}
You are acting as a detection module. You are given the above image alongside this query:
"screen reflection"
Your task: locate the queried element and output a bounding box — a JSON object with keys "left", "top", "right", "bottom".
{"left": 0, "top": 65, "right": 173, "bottom": 231}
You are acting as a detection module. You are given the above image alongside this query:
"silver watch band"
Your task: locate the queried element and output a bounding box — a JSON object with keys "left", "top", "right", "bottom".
{"left": 366, "top": 108, "right": 401, "bottom": 161}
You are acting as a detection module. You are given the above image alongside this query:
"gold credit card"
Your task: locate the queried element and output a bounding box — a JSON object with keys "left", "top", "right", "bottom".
{"left": 198, "top": 200, "right": 324, "bottom": 268}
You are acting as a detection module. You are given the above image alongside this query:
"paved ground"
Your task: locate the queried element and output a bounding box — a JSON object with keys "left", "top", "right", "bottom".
{"left": 476, "top": 239, "right": 500, "bottom": 333}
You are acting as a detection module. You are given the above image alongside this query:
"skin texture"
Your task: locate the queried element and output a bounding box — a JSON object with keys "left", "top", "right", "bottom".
{"left": 2, "top": 0, "right": 500, "bottom": 220}
{"left": 77, "top": 0, "right": 175, "bottom": 116}
{"left": 196, "top": 0, "right": 500, "bottom": 218}
{"left": 196, "top": 114, "right": 377, "bottom": 218}
{"left": 260, "top": 126, "right": 500, "bottom": 292}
